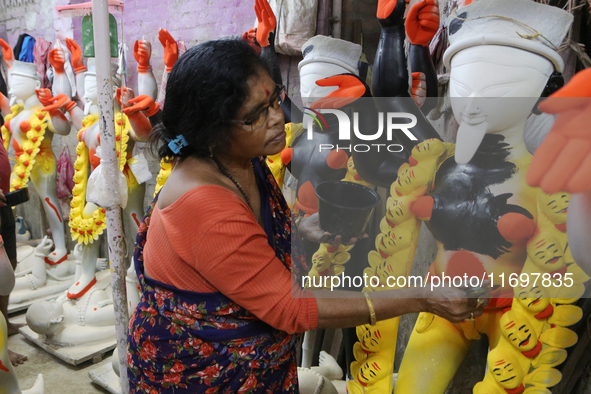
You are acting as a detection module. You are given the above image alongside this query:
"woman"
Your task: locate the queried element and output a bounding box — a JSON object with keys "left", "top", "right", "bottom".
{"left": 127, "top": 39, "right": 487, "bottom": 393}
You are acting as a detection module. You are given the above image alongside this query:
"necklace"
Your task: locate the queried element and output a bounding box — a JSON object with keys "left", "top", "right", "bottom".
{"left": 212, "top": 157, "right": 255, "bottom": 213}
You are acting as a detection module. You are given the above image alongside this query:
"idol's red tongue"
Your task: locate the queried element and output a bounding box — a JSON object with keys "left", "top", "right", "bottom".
{"left": 455, "top": 121, "right": 488, "bottom": 164}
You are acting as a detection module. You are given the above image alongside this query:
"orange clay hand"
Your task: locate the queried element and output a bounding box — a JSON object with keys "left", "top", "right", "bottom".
{"left": 411, "top": 72, "right": 426, "bottom": 108}
{"left": 36, "top": 88, "right": 53, "bottom": 107}
{"left": 0, "top": 39, "right": 13, "bottom": 69}
{"left": 158, "top": 29, "right": 178, "bottom": 73}
{"left": 255, "top": 0, "right": 276, "bottom": 47}
{"left": 116, "top": 87, "right": 134, "bottom": 109}
{"left": 40, "top": 93, "right": 75, "bottom": 112}
{"left": 133, "top": 39, "right": 152, "bottom": 72}
{"left": 242, "top": 27, "right": 261, "bottom": 54}
{"left": 377, "top": 0, "right": 409, "bottom": 27}
{"left": 65, "top": 38, "right": 86, "bottom": 73}
{"left": 405, "top": 0, "right": 440, "bottom": 46}
{"left": 48, "top": 47, "right": 66, "bottom": 73}
{"left": 122, "top": 95, "right": 159, "bottom": 117}
{"left": 310, "top": 74, "right": 369, "bottom": 110}
{"left": 527, "top": 68, "right": 591, "bottom": 194}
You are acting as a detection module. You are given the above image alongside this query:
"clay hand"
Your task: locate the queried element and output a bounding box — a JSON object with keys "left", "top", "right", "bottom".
{"left": 116, "top": 87, "right": 135, "bottom": 109}
{"left": 255, "top": 0, "right": 276, "bottom": 47}
{"left": 34, "top": 236, "right": 54, "bottom": 257}
{"left": 377, "top": 0, "right": 409, "bottom": 27}
{"left": 310, "top": 74, "right": 369, "bottom": 109}
{"left": 527, "top": 68, "right": 591, "bottom": 194}
{"left": 0, "top": 39, "right": 13, "bottom": 69}
{"left": 36, "top": 88, "right": 54, "bottom": 107}
{"left": 48, "top": 47, "right": 66, "bottom": 73}
{"left": 298, "top": 213, "right": 369, "bottom": 247}
{"left": 121, "top": 94, "right": 159, "bottom": 117}
{"left": 65, "top": 38, "right": 86, "bottom": 73}
{"left": 411, "top": 72, "right": 427, "bottom": 108}
{"left": 39, "top": 92, "right": 74, "bottom": 112}
{"left": 242, "top": 27, "right": 261, "bottom": 54}
{"left": 158, "top": 29, "right": 178, "bottom": 73}
{"left": 133, "top": 39, "right": 152, "bottom": 72}
{"left": 405, "top": 0, "right": 440, "bottom": 47}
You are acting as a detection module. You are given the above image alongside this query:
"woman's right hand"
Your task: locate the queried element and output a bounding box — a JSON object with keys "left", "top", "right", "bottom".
{"left": 298, "top": 213, "right": 369, "bottom": 247}
{"left": 421, "top": 286, "right": 490, "bottom": 323}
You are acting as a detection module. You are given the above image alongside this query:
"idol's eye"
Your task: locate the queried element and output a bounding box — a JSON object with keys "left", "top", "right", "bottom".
{"left": 451, "top": 80, "right": 471, "bottom": 97}
{"left": 480, "top": 82, "right": 520, "bottom": 98}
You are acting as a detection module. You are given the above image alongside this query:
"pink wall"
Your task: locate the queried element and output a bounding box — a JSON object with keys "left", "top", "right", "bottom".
{"left": 1, "top": 0, "right": 302, "bottom": 103}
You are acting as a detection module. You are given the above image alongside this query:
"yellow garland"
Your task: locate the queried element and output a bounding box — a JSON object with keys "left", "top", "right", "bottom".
{"left": 153, "top": 158, "right": 174, "bottom": 197}
{"left": 10, "top": 109, "right": 48, "bottom": 191}
{"left": 69, "top": 112, "right": 130, "bottom": 245}
{"left": 348, "top": 140, "right": 450, "bottom": 394}
{"left": 0, "top": 104, "right": 22, "bottom": 151}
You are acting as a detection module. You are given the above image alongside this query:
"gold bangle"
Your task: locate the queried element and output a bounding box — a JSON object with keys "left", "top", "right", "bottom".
{"left": 363, "top": 292, "right": 377, "bottom": 326}
{"left": 294, "top": 216, "right": 303, "bottom": 228}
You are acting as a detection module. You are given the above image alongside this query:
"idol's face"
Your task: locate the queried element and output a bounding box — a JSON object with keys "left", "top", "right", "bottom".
{"left": 515, "top": 285, "right": 549, "bottom": 314}
{"left": 500, "top": 311, "right": 537, "bottom": 352}
{"left": 527, "top": 234, "right": 564, "bottom": 272}
{"left": 538, "top": 192, "right": 569, "bottom": 224}
{"left": 8, "top": 73, "right": 39, "bottom": 106}
{"left": 488, "top": 350, "right": 524, "bottom": 390}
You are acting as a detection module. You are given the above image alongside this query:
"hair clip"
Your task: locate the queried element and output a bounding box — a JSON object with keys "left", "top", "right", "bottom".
{"left": 167, "top": 135, "right": 188, "bottom": 154}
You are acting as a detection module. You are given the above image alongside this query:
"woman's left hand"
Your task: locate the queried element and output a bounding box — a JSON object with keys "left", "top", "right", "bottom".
{"left": 297, "top": 213, "right": 368, "bottom": 246}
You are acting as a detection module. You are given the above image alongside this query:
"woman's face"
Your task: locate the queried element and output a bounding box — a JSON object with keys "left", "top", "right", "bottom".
{"left": 228, "top": 70, "right": 286, "bottom": 159}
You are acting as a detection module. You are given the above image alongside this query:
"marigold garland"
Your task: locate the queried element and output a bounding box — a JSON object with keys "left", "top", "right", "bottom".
{"left": 69, "top": 112, "right": 130, "bottom": 245}
{"left": 10, "top": 109, "right": 48, "bottom": 191}
{"left": 0, "top": 104, "right": 22, "bottom": 151}
{"left": 153, "top": 158, "right": 174, "bottom": 197}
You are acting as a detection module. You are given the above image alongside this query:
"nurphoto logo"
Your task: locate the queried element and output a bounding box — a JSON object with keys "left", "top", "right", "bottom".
{"left": 303, "top": 108, "right": 419, "bottom": 153}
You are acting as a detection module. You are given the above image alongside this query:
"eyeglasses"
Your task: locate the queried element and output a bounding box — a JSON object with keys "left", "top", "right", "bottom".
{"left": 232, "top": 84, "right": 285, "bottom": 132}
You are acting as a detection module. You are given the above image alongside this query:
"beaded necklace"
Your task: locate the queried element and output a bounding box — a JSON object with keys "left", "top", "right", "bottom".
{"left": 212, "top": 157, "right": 256, "bottom": 214}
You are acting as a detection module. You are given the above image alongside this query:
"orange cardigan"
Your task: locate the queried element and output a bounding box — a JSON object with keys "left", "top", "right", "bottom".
{"left": 144, "top": 185, "right": 318, "bottom": 334}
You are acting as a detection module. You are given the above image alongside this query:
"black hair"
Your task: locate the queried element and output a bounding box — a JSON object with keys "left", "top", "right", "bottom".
{"left": 150, "top": 39, "right": 272, "bottom": 161}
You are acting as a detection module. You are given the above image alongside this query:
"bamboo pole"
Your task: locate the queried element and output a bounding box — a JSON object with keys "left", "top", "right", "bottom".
{"left": 91, "top": 1, "right": 129, "bottom": 392}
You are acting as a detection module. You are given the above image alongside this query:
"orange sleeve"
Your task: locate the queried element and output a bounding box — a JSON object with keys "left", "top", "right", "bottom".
{"left": 161, "top": 186, "right": 318, "bottom": 334}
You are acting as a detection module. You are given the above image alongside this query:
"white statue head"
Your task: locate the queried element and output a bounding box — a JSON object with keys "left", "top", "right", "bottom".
{"left": 26, "top": 300, "right": 65, "bottom": 336}
{"left": 298, "top": 35, "right": 362, "bottom": 109}
{"left": 442, "top": 0, "right": 573, "bottom": 164}
{"left": 83, "top": 58, "right": 122, "bottom": 115}
{"left": 8, "top": 60, "right": 42, "bottom": 107}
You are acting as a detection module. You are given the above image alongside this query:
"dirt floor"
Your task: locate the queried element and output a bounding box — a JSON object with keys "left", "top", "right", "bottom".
{"left": 8, "top": 312, "right": 113, "bottom": 394}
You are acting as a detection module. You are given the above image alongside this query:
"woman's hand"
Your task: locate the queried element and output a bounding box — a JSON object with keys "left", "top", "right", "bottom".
{"left": 421, "top": 285, "right": 490, "bottom": 323}
{"left": 297, "top": 213, "right": 368, "bottom": 246}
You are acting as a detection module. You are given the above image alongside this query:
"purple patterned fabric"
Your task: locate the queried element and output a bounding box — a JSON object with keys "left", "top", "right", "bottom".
{"left": 128, "top": 157, "right": 302, "bottom": 393}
